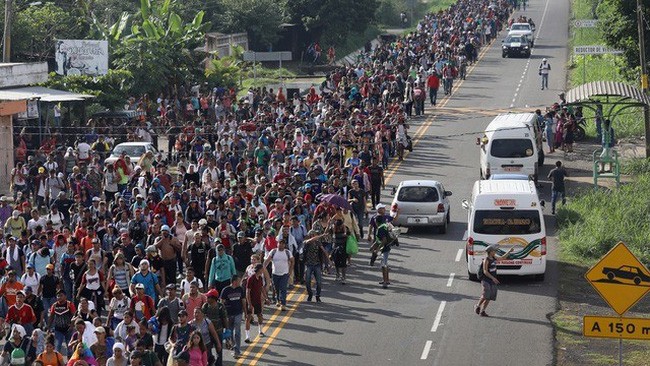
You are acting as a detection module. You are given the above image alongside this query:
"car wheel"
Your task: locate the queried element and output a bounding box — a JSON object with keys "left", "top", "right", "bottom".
{"left": 634, "top": 277, "right": 642, "bottom": 285}
{"left": 502, "top": 52, "right": 506, "bottom": 58}
{"left": 446, "top": 211, "right": 451, "bottom": 223}
{"left": 607, "top": 272, "right": 615, "bottom": 280}
{"left": 468, "top": 270, "right": 478, "bottom": 281}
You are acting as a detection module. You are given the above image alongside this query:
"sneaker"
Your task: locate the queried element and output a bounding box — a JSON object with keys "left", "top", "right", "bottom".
{"left": 475, "top": 305, "right": 480, "bottom": 315}
{"left": 259, "top": 332, "right": 266, "bottom": 337}
{"left": 281, "top": 305, "right": 287, "bottom": 311}
{"left": 382, "top": 283, "right": 388, "bottom": 289}
{"left": 244, "top": 338, "right": 251, "bottom": 344}
{"left": 276, "top": 302, "right": 281, "bottom": 307}
{"left": 307, "top": 295, "right": 313, "bottom": 302}
{"left": 316, "top": 296, "right": 321, "bottom": 303}
{"left": 480, "top": 311, "right": 489, "bottom": 317}
{"left": 378, "top": 281, "right": 385, "bottom": 285}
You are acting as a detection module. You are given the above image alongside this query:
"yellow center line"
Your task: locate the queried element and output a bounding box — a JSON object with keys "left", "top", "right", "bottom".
{"left": 384, "top": 39, "right": 496, "bottom": 184}
{"left": 235, "top": 286, "right": 303, "bottom": 364}
{"left": 234, "top": 36, "right": 498, "bottom": 366}
{"left": 248, "top": 292, "right": 308, "bottom": 366}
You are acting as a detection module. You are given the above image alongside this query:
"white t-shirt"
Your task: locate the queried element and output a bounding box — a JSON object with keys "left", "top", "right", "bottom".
{"left": 77, "top": 142, "right": 91, "bottom": 160}
{"left": 20, "top": 272, "right": 40, "bottom": 292}
{"left": 265, "top": 249, "right": 292, "bottom": 276}
{"left": 180, "top": 278, "right": 203, "bottom": 296}
{"left": 109, "top": 296, "right": 131, "bottom": 320}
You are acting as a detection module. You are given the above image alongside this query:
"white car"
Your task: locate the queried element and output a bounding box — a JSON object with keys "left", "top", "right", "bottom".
{"left": 390, "top": 180, "right": 453, "bottom": 233}
{"left": 104, "top": 142, "right": 159, "bottom": 167}
{"left": 508, "top": 23, "right": 535, "bottom": 46}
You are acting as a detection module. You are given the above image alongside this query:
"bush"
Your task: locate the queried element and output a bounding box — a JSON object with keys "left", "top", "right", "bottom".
{"left": 557, "top": 173, "right": 650, "bottom": 265}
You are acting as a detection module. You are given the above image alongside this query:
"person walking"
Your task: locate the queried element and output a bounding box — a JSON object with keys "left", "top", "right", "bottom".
{"left": 427, "top": 72, "right": 440, "bottom": 106}
{"left": 219, "top": 275, "right": 245, "bottom": 359}
{"left": 263, "top": 239, "right": 293, "bottom": 310}
{"left": 539, "top": 58, "right": 551, "bottom": 90}
{"left": 302, "top": 229, "right": 332, "bottom": 302}
{"left": 475, "top": 245, "right": 513, "bottom": 317}
{"left": 548, "top": 160, "right": 568, "bottom": 215}
{"left": 372, "top": 215, "right": 396, "bottom": 288}
{"left": 208, "top": 244, "right": 237, "bottom": 294}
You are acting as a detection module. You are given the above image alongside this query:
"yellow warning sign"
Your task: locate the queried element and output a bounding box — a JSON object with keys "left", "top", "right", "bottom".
{"left": 585, "top": 242, "right": 650, "bottom": 315}
{"left": 584, "top": 315, "right": 650, "bottom": 340}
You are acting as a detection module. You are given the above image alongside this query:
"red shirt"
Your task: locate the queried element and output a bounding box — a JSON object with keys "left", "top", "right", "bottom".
{"left": 427, "top": 74, "right": 440, "bottom": 89}
{"left": 6, "top": 303, "right": 36, "bottom": 325}
{"left": 246, "top": 275, "right": 263, "bottom": 305}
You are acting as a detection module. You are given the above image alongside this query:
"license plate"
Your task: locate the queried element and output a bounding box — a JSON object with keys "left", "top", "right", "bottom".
{"left": 503, "top": 166, "right": 522, "bottom": 172}
{"left": 407, "top": 217, "right": 428, "bottom": 224}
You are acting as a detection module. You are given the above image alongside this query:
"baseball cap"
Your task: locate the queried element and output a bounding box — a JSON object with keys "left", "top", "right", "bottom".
{"left": 375, "top": 203, "right": 386, "bottom": 210}
{"left": 206, "top": 289, "right": 219, "bottom": 298}
{"left": 94, "top": 326, "right": 106, "bottom": 334}
{"left": 46, "top": 264, "right": 54, "bottom": 270}
{"left": 135, "top": 283, "right": 145, "bottom": 289}
{"left": 237, "top": 232, "right": 245, "bottom": 238}
{"left": 146, "top": 245, "right": 158, "bottom": 254}
{"left": 206, "top": 210, "right": 215, "bottom": 216}
{"left": 198, "top": 219, "right": 208, "bottom": 226}
{"left": 160, "top": 225, "right": 171, "bottom": 232}
{"left": 92, "top": 197, "right": 101, "bottom": 202}
{"left": 166, "top": 283, "right": 176, "bottom": 290}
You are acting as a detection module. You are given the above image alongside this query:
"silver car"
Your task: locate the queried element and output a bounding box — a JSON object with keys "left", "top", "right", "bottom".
{"left": 390, "top": 180, "right": 452, "bottom": 233}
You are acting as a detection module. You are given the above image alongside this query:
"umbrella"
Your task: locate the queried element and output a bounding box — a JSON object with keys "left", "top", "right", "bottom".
{"left": 321, "top": 194, "right": 353, "bottom": 210}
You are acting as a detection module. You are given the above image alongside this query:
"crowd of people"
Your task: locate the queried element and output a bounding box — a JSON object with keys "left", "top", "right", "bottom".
{"left": 5, "top": 0, "right": 514, "bottom": 365}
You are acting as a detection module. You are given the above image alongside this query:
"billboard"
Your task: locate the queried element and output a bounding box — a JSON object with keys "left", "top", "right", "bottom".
{"left": 55, "top": 40, "right": 108, "bottom": 76}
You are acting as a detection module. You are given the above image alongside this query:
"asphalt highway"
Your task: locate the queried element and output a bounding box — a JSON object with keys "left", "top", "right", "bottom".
{"left": 234, "top": 0, "right": 569, "bottom": 364}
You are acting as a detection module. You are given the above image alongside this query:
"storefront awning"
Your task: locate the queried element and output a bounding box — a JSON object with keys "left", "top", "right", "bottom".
{"left": 0, "top": 86, "right": 94, "bottom": 102}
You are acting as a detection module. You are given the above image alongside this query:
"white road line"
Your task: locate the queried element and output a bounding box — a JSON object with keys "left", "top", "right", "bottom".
{"left": 446, "top": 273, "right": 455, "bottom": 287}
{"left": 455, "top": 248, "right": 463, "bottom": 262}
{"left": 431, "top": 301, "right": 447, "bottom": 332}
{"left": 420, "top": 340, "right": 433, "bottom": 360}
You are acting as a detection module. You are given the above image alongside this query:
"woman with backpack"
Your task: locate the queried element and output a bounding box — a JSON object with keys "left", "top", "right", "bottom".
{"left": 474, "top": 245, "right": 513, "bottom": 317}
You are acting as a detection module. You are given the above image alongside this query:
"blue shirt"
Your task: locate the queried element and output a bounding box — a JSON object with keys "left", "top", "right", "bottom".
{"left": 131, "top": 271, "right": 159, "bottom": 301}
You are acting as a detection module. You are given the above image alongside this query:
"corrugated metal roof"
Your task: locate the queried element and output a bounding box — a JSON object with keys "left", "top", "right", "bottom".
{"left": 565, "top": 81, "right": 650, "bottom": 106}
{"left": 0, "top": 86, "right": 94, "bottom": 102}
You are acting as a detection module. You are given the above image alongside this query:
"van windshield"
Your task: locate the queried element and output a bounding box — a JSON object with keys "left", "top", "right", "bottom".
{"left": 473, "top": 210, "right": 542, "bottom": 235}
{"left": 397, "top": 186, "right": 439, "bottom": 202}
{"left": 490, "top": 139, "right": 534, "bottom": 158}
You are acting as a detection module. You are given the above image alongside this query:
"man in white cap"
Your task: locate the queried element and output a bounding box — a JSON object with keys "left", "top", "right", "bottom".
{"left": 130, "top": 259, "right": 162, "bottom": 303}
{"left": 367, "top": 203, "right": 399, "bottom": 266}
{"left": 539, "top": 58, "right": 551, "bottom": 90}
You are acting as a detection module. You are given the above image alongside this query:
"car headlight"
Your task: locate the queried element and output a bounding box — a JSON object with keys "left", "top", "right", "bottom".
{"left": 503, "top": 45, "right": 508, "bottom": 49}
{"left": 523, "top": 46, "right": 529, "bottom": 49}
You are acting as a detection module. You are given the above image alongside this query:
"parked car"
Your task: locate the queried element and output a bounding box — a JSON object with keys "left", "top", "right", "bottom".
{"left": 602, "top": 265, "right": 650, "bottom": 285}
{"left": 390, "top": 180, "right": 452, "bottom": 233}
{"left": 104, "top": 142, "right": 159, "bottom": 167}
{"left": 502, "top": 34, "right": 532, "bottom": 58}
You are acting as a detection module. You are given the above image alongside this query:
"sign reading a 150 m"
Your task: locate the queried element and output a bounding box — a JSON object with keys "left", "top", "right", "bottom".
{"left": 574, "top": 45, "right": 623, "bottom": 55}
{"left": 574, "top": 19, "right": 599, "bottom": 28}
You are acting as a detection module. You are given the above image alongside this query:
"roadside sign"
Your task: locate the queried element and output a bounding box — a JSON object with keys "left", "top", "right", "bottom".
{"left": 584, "top": 316, "right": 650, "bottom": 340}
{"left": 585, "top": 242, "right": 650, "bottom": 315}
{"left": 574, "top": 45, "right": 624, "bottom": 55}
{"left": 574, "top": 19, "right": 599, "bottom": 28}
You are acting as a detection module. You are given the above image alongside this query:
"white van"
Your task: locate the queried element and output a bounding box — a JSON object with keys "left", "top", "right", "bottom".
{"left": 478, "top": 113, "right": 540, "bottom": 181}
{"left": 462, "top": 179, "right": 546, "bottom": 280}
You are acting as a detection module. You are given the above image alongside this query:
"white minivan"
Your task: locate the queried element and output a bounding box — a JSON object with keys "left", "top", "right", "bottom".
{"left": 478, "top": 113, "right": 540, "bottom": 181}
{"left": 462, "top": 179, "right": 547, "bottom": 281}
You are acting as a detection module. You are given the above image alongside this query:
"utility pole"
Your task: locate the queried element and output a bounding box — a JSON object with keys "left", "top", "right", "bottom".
{"left": 638, "top": 0, "right": 650, "bottom": 157}
{"left": 2, "top": 0, "right": 13, "bottom": 63}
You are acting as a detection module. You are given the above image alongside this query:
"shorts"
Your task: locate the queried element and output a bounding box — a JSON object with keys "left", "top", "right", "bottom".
{"left": 380, "top": 251, "right": 390, "bottom": 268}
{"left": 248, "top": 302, "right": 263, "bottom": 315}
{"left": 481, "top": 280, "right": 498, "bottom": 301}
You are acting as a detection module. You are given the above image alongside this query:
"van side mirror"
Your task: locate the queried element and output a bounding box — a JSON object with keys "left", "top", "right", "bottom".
{"left": 540, "top": 200, "right": 545, "bottom": 208}
{"left": 461, "top": 200, "right": 470, "bottom": 210}
{"left": 445, "top": 191, "right": 453, "bottom": 197}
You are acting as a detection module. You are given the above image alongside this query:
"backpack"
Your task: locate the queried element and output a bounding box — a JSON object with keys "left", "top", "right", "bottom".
{"left": 477, "top": 259, "right": 485, "bottom": 280}
{"left": 10, "top": 347, "right": 25, "bottom": 366}
{"left": 270, "top": 249, "right": 290, "bottom": 261}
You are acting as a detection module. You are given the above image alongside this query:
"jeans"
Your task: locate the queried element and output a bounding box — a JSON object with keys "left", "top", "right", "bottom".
{"left": 354, "top": 209, "right": 364, "bottom": 237}
{"left": 54, "top": 329, "right": 71, "bottom": 356}
{"left": 370, "top": 185, "right": 381, "bottom": 208}
{"left": 305, "top": 265, "right": 322, "bottom": 297}
{"left": 63, "top": 279, "right": 73, "bottom": 300}
{"left": 429, "top": 88, "right": 438, "bottom": 105}
{"left": 42, "top": 297, "right": 56, "bottom": 324}
{"left": 541, "top": 73, "right": 549, "bottom": 89}
{"left": 272, "top": 274, "right": 289, "bottom": 305}
{"left": 551, "top": 189, "right": 566, "bottom": 213}
{"left": 229, "top": 313, "right": 243, "bottom": 354}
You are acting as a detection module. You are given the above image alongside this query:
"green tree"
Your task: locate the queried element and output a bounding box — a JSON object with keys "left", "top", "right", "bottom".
{"left": 42, "top": 69, "right": 134, "bottom": 109}
{"left": 286, "top": 0, "right": 379, "bottom": 44}
{"left": 205, "top": 45, "right": 245, "bottom": 88}
{"left": 12, "top": 2, "right": 84, "bottom": 61}
{"left": 103, "top": 0, "right": 210, "bottom": 95}
{"left": 214, "top": 0, "right": 286, "bottom": 50}
{"left": 597, "top": 0, "right": 649, "bottom": 80}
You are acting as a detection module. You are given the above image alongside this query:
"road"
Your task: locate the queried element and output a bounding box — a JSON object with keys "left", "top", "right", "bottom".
{"left": 233, "top": 0, "right": 569, "bottom": 364}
